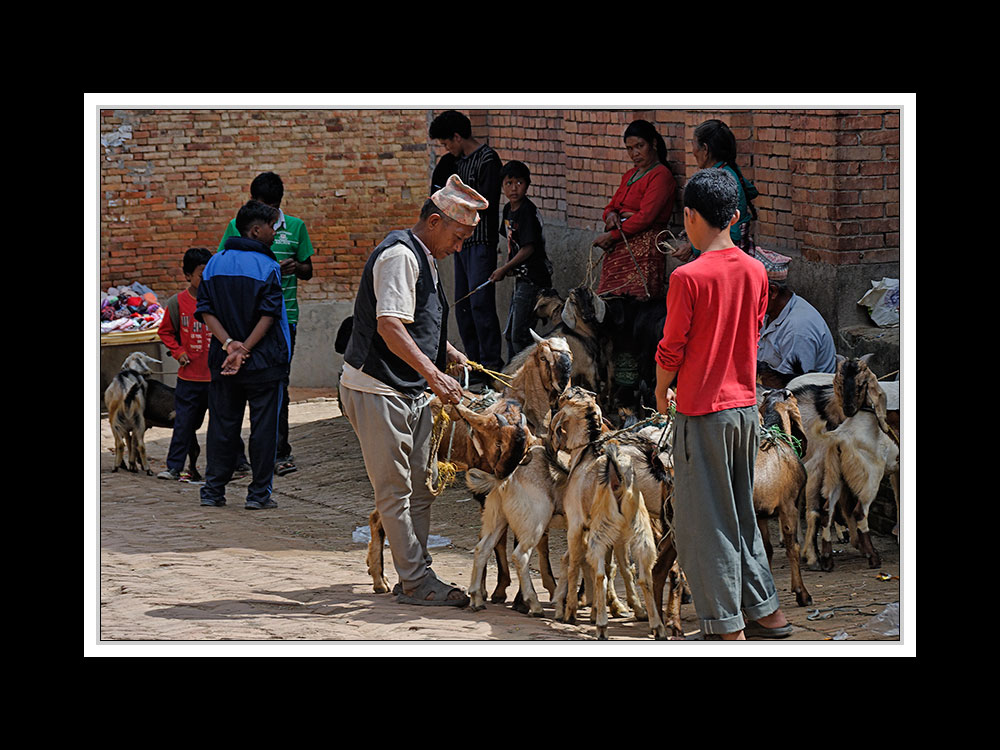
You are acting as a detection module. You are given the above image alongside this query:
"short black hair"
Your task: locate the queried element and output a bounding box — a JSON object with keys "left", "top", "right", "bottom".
{"left": 250, "top": 171, "right": 284, "bottom": 207}
{"left": 429, "top": 110, "right": 472, "bottom": 140}
{"left": 183, "top": 247, "right": 213, "bottom": 275}
{"left": 500, "top": 159, "right": 531, "bottom": 186}
{"left": 235, "top": 200, "right": 280, "bottom": 237}
{"left": 683, "top": 168, "right": 740, "bottom": 231}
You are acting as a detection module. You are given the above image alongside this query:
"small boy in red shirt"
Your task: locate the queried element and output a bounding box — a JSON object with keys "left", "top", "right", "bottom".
{"left": 156, "top": 248, "right": 215, "bottom": 480}
{"left": 655, "top": 168, "right": 790, "bottom": 641}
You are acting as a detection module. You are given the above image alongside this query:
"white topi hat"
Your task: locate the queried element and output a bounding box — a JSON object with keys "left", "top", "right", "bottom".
{"left": 431, "top": 174, "right": 489, "bottom": 226}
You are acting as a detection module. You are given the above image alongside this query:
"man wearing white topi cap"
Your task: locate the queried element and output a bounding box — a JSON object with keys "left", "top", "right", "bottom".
{"left": 340, "top": 174, "right": 489, "bottom": 607}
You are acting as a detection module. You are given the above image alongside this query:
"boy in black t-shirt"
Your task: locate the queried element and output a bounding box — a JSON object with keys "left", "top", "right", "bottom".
{"left": 491, "top": 160, "right": 552, "bottom": 359}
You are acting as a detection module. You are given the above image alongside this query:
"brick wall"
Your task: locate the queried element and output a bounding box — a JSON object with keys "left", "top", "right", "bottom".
{"left": 475, "top": 108, "right": 899, "bottom": 264}
{"left": 99, "top": 108, "right": 900, "bottom": 303}
{"left": 99, "top": 109, "right": 431, "bottom": 301}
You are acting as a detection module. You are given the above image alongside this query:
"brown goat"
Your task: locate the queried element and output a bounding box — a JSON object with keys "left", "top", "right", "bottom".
{"left": 365, "top": 395, "right": 532, "bottom": 594}
{"left": 754, "top": 388, "right": 812, "bottom": 606}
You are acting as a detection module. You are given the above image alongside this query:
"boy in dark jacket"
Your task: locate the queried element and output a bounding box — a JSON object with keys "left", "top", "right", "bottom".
{"left": 491, "top": 160, "right": 551, "bottom": 359}
{"left": 196, "top": 200, "right": 292, "bottom": 509}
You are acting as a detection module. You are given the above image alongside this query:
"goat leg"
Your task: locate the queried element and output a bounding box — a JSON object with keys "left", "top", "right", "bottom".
{"left": 469, "top": 501, "right": 510, "bottom": 612}
{"left": 851, "top": 504, "right": 881, "bottom": 569}
{"left": 538, "top": 531, "right": 558, "bottom": 599}
{"left": 511, "top": 538, "right": 545, "bottom": 617}
{"left": 664, "top": 561, "right": 685, "bottom": 638}
{"left": 651, "top": 535, "right": 676, "bottom": 630}
{"left": 366, "top": 510, "right": 391, "bottom": 594}
{"left": 781, "top": 490, "right": 812, "bottom": 606}
{"left": 490, "top": 528, "right": 512, "bottom": 604}
{"left": 588, "top": 542, "right": 611, "bottom": 640}
{"left": 606, "top": 547, "right": 631, "bottom": 619}
{"left": 614, "top": 541, "right": 645, "bottom": 620}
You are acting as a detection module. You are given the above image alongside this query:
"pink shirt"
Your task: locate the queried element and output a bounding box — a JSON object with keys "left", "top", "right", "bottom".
{"left": 655, "top": 247, "right": 768, "bottom": 416}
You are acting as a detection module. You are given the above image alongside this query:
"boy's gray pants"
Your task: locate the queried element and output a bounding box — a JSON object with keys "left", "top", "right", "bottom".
{"left": 672, "top": 405, "right": 780, "bottom": 635}
{"left": 340, "top": 386, "right": 436, "bottom": 589}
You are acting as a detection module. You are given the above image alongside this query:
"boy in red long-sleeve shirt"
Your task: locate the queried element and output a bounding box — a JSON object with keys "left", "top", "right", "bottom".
{"left": 655, "top": 168, "right": 790, "bottom": 641}
{"left": 159, "top": 248, "right": 252, "bottom": 481}
{"left": 157, "top": 248, "right": 216, "bottom": 480}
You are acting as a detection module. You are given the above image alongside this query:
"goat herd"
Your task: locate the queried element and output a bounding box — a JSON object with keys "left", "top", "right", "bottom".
{"left": 365, "top": 286, "right": 901, "bottom": 640}
{"left": 104, "top": 285, "right": 901, "bottom": 641}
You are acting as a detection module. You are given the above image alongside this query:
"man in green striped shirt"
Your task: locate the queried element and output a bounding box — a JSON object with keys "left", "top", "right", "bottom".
{"left": 219, "top": 172, "right": 315, "bottom": 476}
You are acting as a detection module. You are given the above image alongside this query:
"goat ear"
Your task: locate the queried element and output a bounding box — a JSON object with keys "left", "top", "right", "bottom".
{"left": 560, "top": 302, "right": 577, "bottom": 330}
{"left": 593, "top": 294, "right": 606, "bottom": 323}
{"left": 607, "top": 455, "right": 622, "bottom": 495}
{"left": 471, "top": 431, "right": 485, "bottom": 456}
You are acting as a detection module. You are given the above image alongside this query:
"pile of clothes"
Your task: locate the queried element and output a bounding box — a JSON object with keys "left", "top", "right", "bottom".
{"left": 100, "top": 282, "right": 165, "bottom": 334}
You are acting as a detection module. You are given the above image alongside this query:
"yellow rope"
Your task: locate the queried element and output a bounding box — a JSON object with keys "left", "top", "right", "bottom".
{"left": 426, "top": 405, "right": 459, "bottom": 496}
{"left": 464, "top": 360, "right": 515, "bottom": 389}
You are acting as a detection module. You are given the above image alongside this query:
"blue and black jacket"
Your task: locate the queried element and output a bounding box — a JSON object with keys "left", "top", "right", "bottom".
{"left": 195, "top": 236, "right": 291, "bottom": 383}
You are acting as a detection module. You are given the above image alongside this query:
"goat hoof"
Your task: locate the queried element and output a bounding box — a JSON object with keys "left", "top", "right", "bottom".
{"left": 596, "top": 627, "right": 609, "bottom": 640}
{"left": 820, "top": 557, "right": 834, "bottom": 573}
{"left": 490, "top": 591, "right": 508, "bottom": 604}
{"left": 796, "top": 592, "right": 813, "bottom": 607}
{"left": 470, "top": 602, "right": 487, "bottom": 612}
{"left": 652, "top": 626, "right": 668, "bottom": 640}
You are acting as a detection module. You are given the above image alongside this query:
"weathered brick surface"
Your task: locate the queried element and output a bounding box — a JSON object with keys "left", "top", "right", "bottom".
{"left": 100, "top": 109, "right": 431, "bottom": 301}
{"left": 100, "top": 108, "right": 900, "bottom": 300}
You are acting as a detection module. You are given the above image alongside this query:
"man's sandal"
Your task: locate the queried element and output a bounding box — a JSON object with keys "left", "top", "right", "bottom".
{"left": 275, "top": 458, "right": 298, "bottom": 476}
{"left": 396, "top": 575, "right": 469, "bottom": 608}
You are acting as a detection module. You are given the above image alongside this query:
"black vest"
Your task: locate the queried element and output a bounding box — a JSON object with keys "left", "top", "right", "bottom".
{"left": 343, "top": 230, "right": 449, "bottom": 397}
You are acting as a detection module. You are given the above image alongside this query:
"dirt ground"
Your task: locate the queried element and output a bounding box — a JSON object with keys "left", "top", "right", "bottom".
{"left": 89, "top": 388, "right": 908, "bottom": 654}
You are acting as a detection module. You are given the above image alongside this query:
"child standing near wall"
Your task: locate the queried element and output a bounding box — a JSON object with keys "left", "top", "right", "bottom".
{"left": 491, "top": 160, "right": 552, "bottom": 359}
{"left": 157, "top": 248, "right": 213, "bottom": 481}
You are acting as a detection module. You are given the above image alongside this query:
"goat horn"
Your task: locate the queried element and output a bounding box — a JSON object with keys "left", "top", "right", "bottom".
{"left": 530, "top": 328, "right": 545, "bottom": 344}
{"left": 495, "top": 413, "right": 509, "bottom": 426}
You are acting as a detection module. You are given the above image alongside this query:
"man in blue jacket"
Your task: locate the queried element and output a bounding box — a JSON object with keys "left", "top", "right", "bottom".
{"left": 196, "top": 200, "right": 292, "bottom": 510}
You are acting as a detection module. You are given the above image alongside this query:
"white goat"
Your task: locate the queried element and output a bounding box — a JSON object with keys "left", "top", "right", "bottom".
{"left": 549, "top": 387, "right": 667, "bottom": 640}
{"left": 808, "top": 405, "right": 899, "bottom": 571}
{"left": 793, "top": 355, "right": 899, "bottom": 570}
{"left": 465, "top": 443, "right": 568, "bottom": 616}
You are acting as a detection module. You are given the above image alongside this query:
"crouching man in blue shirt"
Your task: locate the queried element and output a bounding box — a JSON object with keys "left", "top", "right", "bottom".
{"left": 196, "top": 200, "right": 292, "bottom": 510}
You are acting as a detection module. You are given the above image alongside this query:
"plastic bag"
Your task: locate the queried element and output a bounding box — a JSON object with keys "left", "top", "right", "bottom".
{"left": 858, "top": 277, "right": 900, "bottom": 327}
{"left": 862, "top": 602, "right": 900, "bottom": 637}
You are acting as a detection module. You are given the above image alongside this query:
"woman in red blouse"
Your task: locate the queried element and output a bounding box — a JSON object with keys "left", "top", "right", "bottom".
{"left": 593, "top": 119, "right": 677, "bottom": 301}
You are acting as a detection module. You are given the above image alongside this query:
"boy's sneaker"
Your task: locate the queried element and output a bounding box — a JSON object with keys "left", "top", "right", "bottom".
{"left": 245, "top": 498, "right": 278, "bottom": 510}
{"left": 157, "top": 469, "right": 181, "bottom": 481}
{"left": 200, "top": 496, "right": 226, "bottom": 507}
